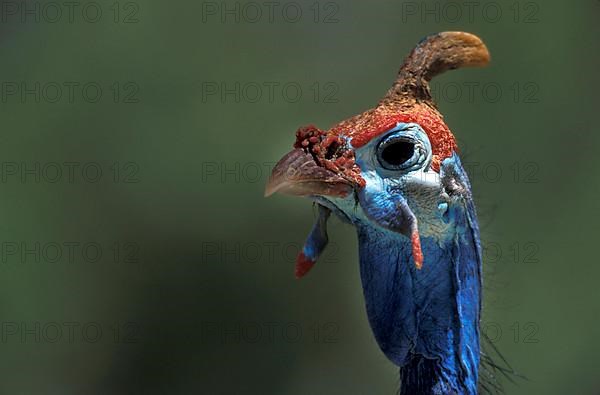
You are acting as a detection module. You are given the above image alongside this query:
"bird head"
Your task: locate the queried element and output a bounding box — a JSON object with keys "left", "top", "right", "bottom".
{"left": 266, "top": 32, "right": 490, "bottom": 394}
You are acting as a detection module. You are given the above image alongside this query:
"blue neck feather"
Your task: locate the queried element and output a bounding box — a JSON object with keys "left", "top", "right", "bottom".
{"left": 356, "top": 198, "right": 481, "bottom": 394}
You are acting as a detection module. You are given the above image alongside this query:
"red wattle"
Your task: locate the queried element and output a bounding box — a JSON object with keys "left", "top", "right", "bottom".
{"left": 411, "top": 231, "right": 424, "bottom": 270}
{"left": 295, "top": 252, "right": 316, "bottom": 279}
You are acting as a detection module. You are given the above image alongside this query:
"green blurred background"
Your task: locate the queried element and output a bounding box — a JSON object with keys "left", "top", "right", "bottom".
{"left": 0, "top": 0, "right": 597, "bottom": 394}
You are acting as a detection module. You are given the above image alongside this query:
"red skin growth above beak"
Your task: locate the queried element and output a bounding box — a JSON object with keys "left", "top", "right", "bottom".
{"left": 294, "top": 125, "right": 366, "bottom": 187}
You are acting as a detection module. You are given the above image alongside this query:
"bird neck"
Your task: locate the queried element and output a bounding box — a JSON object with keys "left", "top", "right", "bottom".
{"left": 356, "top": 215, "right": 481, "bottom": 395}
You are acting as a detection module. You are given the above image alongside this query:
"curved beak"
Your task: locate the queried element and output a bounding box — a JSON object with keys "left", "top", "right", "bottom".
{"left": 264, "top": 149, "right": 354, "bottom": 198}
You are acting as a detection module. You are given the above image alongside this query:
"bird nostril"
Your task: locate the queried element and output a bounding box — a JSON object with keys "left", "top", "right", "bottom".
{"left": 324, "top": 141, "right": 340, "bottom": 160}
{"left": 321, "top": 135, "right": 346, "bottom": 160}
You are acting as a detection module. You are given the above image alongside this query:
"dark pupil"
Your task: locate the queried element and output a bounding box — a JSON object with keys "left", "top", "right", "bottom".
{"left": 381, "top": 141, "right": 414, "bottom": 166}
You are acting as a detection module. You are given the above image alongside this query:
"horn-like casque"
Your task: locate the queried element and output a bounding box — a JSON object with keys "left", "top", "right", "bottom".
{"left": 383, "top": 31, "right": 491, "bottom": 106}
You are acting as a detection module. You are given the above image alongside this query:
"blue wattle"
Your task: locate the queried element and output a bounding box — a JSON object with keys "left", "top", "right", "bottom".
{"left": 355, "top": 155, "right": 482, "bottom": 394}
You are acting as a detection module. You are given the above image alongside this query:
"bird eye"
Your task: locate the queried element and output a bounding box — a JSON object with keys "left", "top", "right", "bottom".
{"left": 376, "top": 136, "right": 425, "bottom": 171}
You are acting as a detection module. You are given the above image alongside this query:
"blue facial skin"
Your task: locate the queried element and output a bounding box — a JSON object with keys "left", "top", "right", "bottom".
{"left": 317, "top": 123, "right": 482, "bottom": 395}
